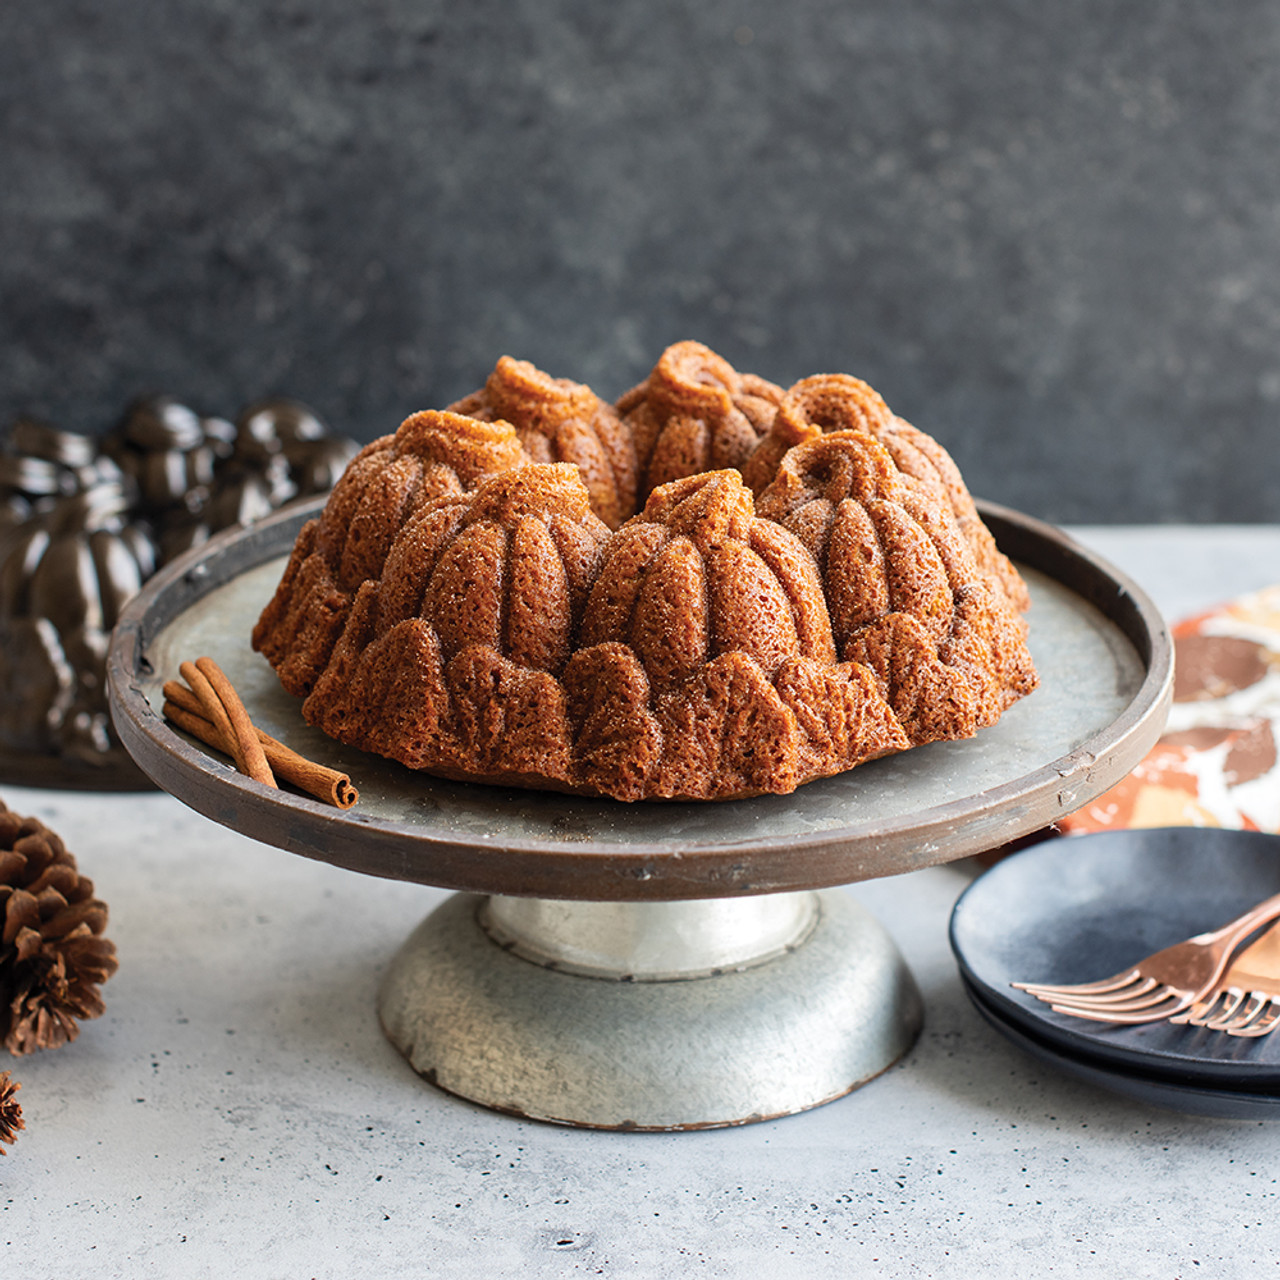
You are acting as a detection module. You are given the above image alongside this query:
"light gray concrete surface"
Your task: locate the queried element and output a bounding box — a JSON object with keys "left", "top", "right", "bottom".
{"left": 3, "top": 526, "right": 1280, "bottom": 1278}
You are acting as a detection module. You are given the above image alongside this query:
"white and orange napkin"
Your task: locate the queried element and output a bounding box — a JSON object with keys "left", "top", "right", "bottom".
{"left": 1061, "top": 584, "right": 1280, "bottom": 835}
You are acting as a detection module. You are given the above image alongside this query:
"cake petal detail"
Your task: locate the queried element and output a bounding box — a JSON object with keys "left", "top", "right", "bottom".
{"left": 652, "top": 653, "right": 801, "bottom": 800}
{"left": 449, "top": 357, "right": 636, "bottom": 529}
{"left": 505, "top": 516, "right": 572, "bottom": 674}
{"left": 773, "top": 656, "right": 911, "bottom": 777}
{"left": 618, "top": 341, "right": 784, "bottom": 507}
{"left": 447, "top": 646, "right": 572, "bottom": 782}
{"left": 423, "top": 520, "right": 508, "bottom": 659}
{"left": 628, "top": 536, "right": 710, "bottom": 691}
{"left": 564, "top": 643, "right": 662, "bottom": 801}
{"left": 844, "top": 611, "right": 981, "bottom": 746}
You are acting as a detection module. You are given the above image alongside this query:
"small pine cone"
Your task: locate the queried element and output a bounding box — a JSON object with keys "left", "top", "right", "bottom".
{"left": 0, "top": 801, "right": 118, "bottom": 1056}
{"left": 0, "top": 1071, "right": 22, "bottom": 1151}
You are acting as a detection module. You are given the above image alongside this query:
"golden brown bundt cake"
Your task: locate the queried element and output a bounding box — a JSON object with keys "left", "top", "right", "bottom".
{"left": 616, "top": 341, "right": 785, "bottom": 506}
{"left": 449, "top": 356, "right": 637, "bottom": 530}
{"left": 280, "top": 464, "right": 913, "bottom": 800}
{"left": 252, "top": 346, "right": 1038, "bottom": 802}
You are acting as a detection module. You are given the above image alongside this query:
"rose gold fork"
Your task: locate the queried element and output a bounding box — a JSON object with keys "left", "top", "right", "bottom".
{"left": 1011, "top": 891, "right": 1280, "bottom": 1024}
{"left": 1168, "top": 918, "right": 1280, "bottom": 1036}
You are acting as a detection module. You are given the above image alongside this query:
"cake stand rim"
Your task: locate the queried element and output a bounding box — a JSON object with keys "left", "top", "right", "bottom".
{"left": 106, "top": 497, "right": 1173, "bottom": 900}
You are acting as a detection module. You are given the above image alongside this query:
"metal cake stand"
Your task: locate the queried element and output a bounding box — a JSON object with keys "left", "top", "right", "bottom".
{"left": 107, "top": 498, "right": 1171, "bottom": 1130}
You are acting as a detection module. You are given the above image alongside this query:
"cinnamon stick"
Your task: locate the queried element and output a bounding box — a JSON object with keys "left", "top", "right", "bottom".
{"left": 162, "top": 681, "right": 358, "bottom": 809}
{"left": 193, "top": 657, "right": 277, "bottom": 789}
{"left": 177, "top": 660, "right": 267, "bottom": 786}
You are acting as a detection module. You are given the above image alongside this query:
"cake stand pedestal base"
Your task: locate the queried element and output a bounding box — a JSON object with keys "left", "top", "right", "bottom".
{"left": 377, "top": 889, "right": 922, "bottom": 1130}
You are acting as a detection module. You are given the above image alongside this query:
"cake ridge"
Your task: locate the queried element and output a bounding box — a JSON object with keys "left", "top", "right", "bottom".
{"left": 617, "top": 340, "right": 785, "bottom": 506}
{"left": 449, "top": 359, "right": 635, "bottom": 531}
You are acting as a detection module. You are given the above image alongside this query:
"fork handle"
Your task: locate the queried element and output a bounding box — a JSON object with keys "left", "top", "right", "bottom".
{"left": 1188, "top": 891, "right": 1280, "bottom": 1001}
{"left": 1193, "top": 892, "right": 1280, "bottom": 946}
{"left": 1207, "top": 918, "right": 1280, "bottom": 991}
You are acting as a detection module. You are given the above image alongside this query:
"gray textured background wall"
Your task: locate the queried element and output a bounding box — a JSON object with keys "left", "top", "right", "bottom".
{"left": 3, "top": 0, "right": 1279, "bottom": 523}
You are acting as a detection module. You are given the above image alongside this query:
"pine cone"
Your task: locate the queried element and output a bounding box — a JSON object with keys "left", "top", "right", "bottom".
{"left": 0, "top": 1071, "right": 22, "bottom": 1151}
{"left": 0, "top": 801, "right": 118, "bottom": 1055}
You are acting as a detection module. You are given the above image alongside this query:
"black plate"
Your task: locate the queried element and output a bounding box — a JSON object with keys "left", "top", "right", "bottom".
{"left": 963, "top": 975, "right": 1280, "bottom": 1120}
{"left": 950, "top": 828, "right": 1280, "bottom": 1088}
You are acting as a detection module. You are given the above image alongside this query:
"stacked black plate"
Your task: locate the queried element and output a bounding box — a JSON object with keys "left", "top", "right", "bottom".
{"left": 950, "top": 828, "right": 1280, "bottom": 1118}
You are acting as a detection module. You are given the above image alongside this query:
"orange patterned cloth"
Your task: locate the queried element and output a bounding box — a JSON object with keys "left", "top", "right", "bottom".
{"left": 1061, "top": 584, "right": 1280, "bottom": 834}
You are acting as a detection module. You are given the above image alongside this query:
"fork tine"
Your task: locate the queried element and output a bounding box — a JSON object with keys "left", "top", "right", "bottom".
{"left": 1030, "top": 977, "right": 1161, "bottom": 1010}
{"left": 1049, "top": 998, "right": 1187, "bottom": 1018}
{"left": 1019, "top": 981, "right": 1149, "bottom": 1003}
{"left": 1202, "top": 988, "right": 1253, "bottom": 1030}
{"left": 1046, "top": 992, "right": 1178, "bottom": 1017}
{"left": 1228, "top": 1000, "right": 1280, "bottom": 1037}
{"left": 1169, "top": 990, "right": 1234, "bottom": 1026}
{"left": 1213, "top": 993, "right": 1264, "bottom": 1034}
{"left": 1048, "top": 989, "right": 1192, "bottom": 1023}
{"left": 1012, "top": 970, "right": 1140, "bottom": 998}
{"left": 1209, "top": 991, "right": 1272, "bottom": 1033}
{"left": 1023, "top": 976, "right": 1171, "bottom": 1013}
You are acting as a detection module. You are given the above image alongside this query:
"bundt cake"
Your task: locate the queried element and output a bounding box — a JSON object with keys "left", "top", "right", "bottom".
{"left": 252, "top": 344, "right": 1038, "bottom": 801}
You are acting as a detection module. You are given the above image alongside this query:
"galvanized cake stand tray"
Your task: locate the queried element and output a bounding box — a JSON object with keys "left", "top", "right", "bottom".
{"left": 107, "top": 497, "right": 1171, "bottom": 1130}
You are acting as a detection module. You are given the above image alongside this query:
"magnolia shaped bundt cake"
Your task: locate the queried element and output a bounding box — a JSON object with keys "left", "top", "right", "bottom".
{"left": 252, "top": 343, "right": 1038, "bottom": 801}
